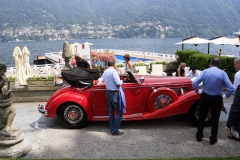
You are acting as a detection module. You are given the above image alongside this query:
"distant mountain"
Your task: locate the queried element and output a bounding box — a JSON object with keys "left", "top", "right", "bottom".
{"left": 0, "top": 0, "right": 240, "bottom": 38}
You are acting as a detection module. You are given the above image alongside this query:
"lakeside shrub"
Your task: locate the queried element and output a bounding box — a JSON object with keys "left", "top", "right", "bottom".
{"left": 175, "top": 50, "right": 236, "bottom": 82}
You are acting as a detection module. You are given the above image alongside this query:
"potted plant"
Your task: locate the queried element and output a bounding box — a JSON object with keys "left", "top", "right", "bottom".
{"left": 133, "top": 62, "right": 148, "bottom": 75}
{"left": 7, "top": 76, "right": 16, "bottom": 87}
{"left": 27, "top": 75, "right": 55, "bottom": 86}
{"left": 116, "top": 64, "right": 125, "bottom": 74}
{"left": 150, "top": 61, "right": 167, "bottom": 75}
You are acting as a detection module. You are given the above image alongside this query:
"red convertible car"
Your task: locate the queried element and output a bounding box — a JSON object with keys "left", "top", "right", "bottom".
{"left": 39, "top": 69, "right": 213, "bottom": 129}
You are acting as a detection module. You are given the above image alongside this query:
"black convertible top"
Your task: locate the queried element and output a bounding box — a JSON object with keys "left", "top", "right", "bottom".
{"left": 61, "top": 67, "right": 99, "bottom": 88}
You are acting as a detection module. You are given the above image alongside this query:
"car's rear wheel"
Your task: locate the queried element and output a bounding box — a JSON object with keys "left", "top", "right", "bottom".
{"left": 148, "top": 90, "right": 178, "bottom": 112}
{"left": 57, "top": 102, "right": 89, "bottom": 129}
{"left": 188, "top": 101, "right": 211, "bottom": 127}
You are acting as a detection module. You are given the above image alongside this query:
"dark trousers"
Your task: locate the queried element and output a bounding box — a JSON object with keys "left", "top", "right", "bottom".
{"left": 226, "top": 85, "right": 240, "bottom": 133}
{"left": 196, "top": 92, "right": 223, "bottom": 141}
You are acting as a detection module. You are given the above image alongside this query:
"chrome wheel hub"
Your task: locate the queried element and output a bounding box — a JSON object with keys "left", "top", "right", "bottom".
{"left": 64, "top": 105, "right": 83, "bottom": 124}
{"left": 154, "top": 94, "right": 173, "bottom": 110}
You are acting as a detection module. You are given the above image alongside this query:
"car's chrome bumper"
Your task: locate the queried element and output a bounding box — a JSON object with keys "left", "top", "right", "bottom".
{"left": 38, "top": 104, "right": 48, "bottom": 115}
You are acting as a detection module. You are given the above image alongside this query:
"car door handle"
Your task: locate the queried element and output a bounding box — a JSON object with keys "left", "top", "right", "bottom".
{"left": 136, "top": 90, "right": 140, "bottom": 94}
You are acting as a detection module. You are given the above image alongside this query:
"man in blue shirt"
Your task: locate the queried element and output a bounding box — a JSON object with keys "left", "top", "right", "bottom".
{"left": 102, "top": 60, "right": 124, "bottom": 136}
{"left": 192, "top": 58, "right": 234, "bottom": 145}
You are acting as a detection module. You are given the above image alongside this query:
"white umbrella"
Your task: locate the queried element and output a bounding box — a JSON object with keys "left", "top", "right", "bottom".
{"left": 13, "top": 45, "right": 27, "bottom": 85}
{"left": 22, "top": 46, "right": 31, "bottom": 76}
{"left": 209, "top": 36, "right": 233, "bottom": 45}
{"left": 175, "top": 36, "right": 209, "bottom": 51}
{"left": 233, "top": 32, "right": 240, "bottom": 35}
{"left": 226, "top": 38, "right": 240, "bottom": 46}
{"left": 175, "top": 36, "right": 209, "bottom": 45}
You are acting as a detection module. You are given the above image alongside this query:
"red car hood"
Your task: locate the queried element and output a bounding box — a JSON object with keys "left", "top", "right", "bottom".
{"left": 141, "top": 75, "right": 192, "bottom": 85}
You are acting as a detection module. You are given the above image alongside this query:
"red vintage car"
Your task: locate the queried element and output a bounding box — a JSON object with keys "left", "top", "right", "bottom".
{"left": 38, "top": 70, "right": 212, "bottom": 129}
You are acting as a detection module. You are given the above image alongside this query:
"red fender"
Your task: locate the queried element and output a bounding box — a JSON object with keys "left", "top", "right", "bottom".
{"left": 147, "top": 87, "right": 178, "bottom": 112}
{"left": 144, "top": 90, "right": 200, "bottom": 119}
{"left": 45, "top": 91, "right": 93, "bottom": 121}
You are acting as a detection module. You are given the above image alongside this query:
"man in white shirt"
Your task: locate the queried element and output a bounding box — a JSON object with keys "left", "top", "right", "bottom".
{"left": 186, "top": 66, "right": 200, "bottom": 78}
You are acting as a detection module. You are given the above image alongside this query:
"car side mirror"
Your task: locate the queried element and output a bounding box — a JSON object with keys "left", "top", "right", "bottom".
{"left": 135, "top": 68, "right": 139, "bottom": 74}
{"left": 139, "top": 76, "right": 144, "bottom": 83}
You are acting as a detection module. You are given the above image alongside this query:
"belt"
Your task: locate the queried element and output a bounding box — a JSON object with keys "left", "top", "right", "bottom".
{"left": 107, "top": 90, "right": 118, "bottom": 92}
{"left": 202, "top": 92, "right": 221, "bottom": 97}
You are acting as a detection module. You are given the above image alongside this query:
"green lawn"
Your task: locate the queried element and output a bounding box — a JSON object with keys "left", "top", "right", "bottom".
{"left": 153, "top": 158, "right": 240, "bottom": 160}
{"left": 1, "top": 157, "right": 240, "bottom": 160}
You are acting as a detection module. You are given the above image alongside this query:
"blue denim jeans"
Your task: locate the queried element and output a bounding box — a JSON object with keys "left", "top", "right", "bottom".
{"left": 106, "top": 91, "right": 122, "bottom": 133}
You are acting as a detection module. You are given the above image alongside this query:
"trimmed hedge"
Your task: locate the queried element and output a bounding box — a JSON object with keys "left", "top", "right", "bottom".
{"left": 175, "top": 50, "right": 236, "bottom": 82}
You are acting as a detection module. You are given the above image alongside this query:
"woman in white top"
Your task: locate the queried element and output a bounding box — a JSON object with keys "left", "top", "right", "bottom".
{"left": 124, "top": 54, "right": 133, "bottom": 73}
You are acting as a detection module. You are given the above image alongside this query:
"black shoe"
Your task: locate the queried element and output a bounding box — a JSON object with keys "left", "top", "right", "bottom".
{"left": 112, "top": 131, "right": 124, "bottom": 136}
{"left": 210, "top": 139, "right": 218, "bottom": 145}
{"left": 196, "top": 137, "right": 202, "bottom": 142}
{"left": 196, "top": 135, "right": 203, "bottom": 142}
{"left": 228, "top": 135, "right": 240, "bottom": 141}
{"left": 196, "top": 133, "right": 204, "bottom": 142}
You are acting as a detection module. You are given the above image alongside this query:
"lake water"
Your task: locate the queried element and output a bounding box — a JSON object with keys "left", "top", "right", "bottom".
{"left": 0, "top": 38, "right": 240, "bottom": 68}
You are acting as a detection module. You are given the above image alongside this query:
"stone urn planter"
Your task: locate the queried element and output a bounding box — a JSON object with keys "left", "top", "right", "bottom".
{"left": 8, "top": 80, "right": 16, "bottom": 87}
{"left": 7, "top": 76, "right": 16, "bottom": 87}
{"left": 151, "top": 64, "right": 163, "bottom": 75}
{"left": 27, "top": 75, "right": 55, "bottom": 86}
{"left": 133, "top": 62, "right": 148, "bottom": 75}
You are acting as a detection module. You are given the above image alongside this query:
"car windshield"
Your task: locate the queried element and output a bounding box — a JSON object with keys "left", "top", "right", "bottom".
{"left": 126, "top": 70, "right": 138, "bottom": 83}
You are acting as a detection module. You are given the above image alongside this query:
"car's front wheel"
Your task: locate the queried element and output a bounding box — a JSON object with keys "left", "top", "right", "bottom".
{"left": 187, "top": 101, "right": 211, "bottom": 127}
{"left": 57, "top": 102, "right": 89, "bottom": 129}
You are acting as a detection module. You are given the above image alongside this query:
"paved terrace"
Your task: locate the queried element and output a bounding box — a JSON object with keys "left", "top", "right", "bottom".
{"left": 14, "top": 98, "right": 240, "bottom": 159}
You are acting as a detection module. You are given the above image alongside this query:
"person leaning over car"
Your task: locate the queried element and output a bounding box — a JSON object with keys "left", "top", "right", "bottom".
{"left": 186, "top": 66, "right": 200, "bottom": 78}
{"left": 75, "top": 52, "right": 92, "bottom": 69}
{"left": 192, "top": 57, "right": 234, "bottom": 145}
{"left": 102, "top": 60, "right": 125, "bottom": 136}
{"left": 226, "top": 57, "right": 240, "bottom": 141}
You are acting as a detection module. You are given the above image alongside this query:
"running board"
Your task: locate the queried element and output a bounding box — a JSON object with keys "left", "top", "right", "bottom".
{"left": 92, "top": 113, "right": 143, "bottom": 121}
